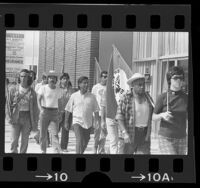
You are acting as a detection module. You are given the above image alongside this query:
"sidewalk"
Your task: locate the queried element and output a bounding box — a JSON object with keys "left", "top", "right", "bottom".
{"left": 4, "top": 121, "right": 160, "bottom": 154}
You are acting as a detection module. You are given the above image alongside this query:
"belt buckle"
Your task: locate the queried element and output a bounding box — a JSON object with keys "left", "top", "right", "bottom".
{"left": 137, "top": 127, "right": 145, "bottom": 131}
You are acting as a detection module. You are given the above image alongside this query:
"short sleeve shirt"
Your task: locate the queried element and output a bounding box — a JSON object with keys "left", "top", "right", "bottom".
{"left": 65, "top": 91, "right": 100, "bottom": 129}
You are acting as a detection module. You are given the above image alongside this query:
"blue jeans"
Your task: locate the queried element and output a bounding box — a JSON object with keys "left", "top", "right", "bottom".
{"left": 10, "top": 111, "right": 31, "bottom": 153}
{"left": 39, "top": 108, "right": 61, "bottom": 153}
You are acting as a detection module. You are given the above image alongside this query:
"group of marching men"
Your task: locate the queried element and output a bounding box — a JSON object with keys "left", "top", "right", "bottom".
{"left": 5, "top": 65, "right": 188, "bottom": 155}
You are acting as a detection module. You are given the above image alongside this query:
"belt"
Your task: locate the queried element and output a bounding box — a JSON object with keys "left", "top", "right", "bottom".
{"left": 42, "top": 107, "right": 58, "bottom": 110}
{"left": 135, "top": 126, "right": 147, "bottom": 131}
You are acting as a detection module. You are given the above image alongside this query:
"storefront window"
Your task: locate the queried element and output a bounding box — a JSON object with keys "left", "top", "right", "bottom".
{"left": 178, "top": 59, "right": 188, "bottom": 94}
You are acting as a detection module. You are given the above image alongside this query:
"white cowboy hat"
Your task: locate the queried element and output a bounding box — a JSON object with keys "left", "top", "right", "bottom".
{"left": 127, "top": 73, "right": 145, "bottom": 85}
{"left": 47, "top": 70, "right": 59, "bottom": 77}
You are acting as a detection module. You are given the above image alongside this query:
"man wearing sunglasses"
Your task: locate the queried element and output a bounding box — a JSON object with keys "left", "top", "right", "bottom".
{"left": 153, "top": 66, "right": 188, "bottom": 155}
{"left": 91, "top": 71, "right": 108, "bottom": 154}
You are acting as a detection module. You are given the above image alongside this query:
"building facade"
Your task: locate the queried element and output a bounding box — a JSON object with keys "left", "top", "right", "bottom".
{"left": 132, "top": 32, "right": 189, "bottom": 102}
{"left": 38, "top": 31, "right": 100, "bottom": 90}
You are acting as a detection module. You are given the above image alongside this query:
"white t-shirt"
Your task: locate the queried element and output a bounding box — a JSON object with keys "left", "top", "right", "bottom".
{"left": 37, "top": 84, "right": 63, "bottom": 108}
{"left": 92, "top": 83, "right": 106, "bottom": 115}
{"left": 65, "top": 90, "right": 100, "bottom": 129}
{"left": 135, "top": 99, "right": 149, "bottom": 128}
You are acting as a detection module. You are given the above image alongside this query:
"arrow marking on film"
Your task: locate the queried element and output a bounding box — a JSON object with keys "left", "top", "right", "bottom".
{"left": 131, "top": 173, "right": 146, "bottom": 181}
{"left": 35, "top": 173, "right": 53, "bottom": 180}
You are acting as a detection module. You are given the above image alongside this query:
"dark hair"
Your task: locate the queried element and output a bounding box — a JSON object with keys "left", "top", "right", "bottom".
{"left": 18, "top": 69, "right": 33, "bottom": 86}
{"left": 60, "top": 73, "right": 70, "bottom": 80}
{"left": 77, "top": 76, "right": 88, "bottom": 89}
{"left": 42, "top": 73, "right": 47, "bottom": 80}
{"left": 166, "top": 66, "right": 185, "bottom": 87}
{"left": 100, "top": 71, "right": 108, "bottom": 77}
{"left": 68, "top": 81, "right": 72, "bottom": 87}
{"left": 29, "top": 70, "right": 36, "bottom": 81}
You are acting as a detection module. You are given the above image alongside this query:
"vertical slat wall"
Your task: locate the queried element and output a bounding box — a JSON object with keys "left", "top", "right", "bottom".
{"left": 38, "top": 31, "right": 46, "bottom": 80}
{"left": 89, "top": 32, "right": 100, "bottom": 90}
{"left": 38, "top": 31, "right": 100, "bottom": 90}
{"left": 46, "top": 31, "right": 54, "bottom": 72}
{"left": 64, "top": 32, "right": 76, "bottom": 87}
{"left": 54, "top": 31, "right": 65, "bottom": 75}
{"left": 76, "top": 31, "right": 91, "bottom": 88}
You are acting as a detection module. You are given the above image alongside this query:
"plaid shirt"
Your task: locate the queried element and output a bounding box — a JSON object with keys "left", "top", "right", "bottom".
{"left": 115, "top": 91, "right": 154, "bottom": 142}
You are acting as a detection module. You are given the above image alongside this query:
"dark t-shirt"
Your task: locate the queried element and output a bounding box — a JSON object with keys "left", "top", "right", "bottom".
{"left": 154, "top": 90, "right": 188, "bottom": 138}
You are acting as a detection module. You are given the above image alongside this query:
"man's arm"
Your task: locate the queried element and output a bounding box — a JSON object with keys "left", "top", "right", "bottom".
{"left": 37, "top": 94, "right": 43, "bottom": 112}
{"left": 100, "top": 106, "right": 106, "bottom": 129}
{"left": 115, "top": 96, "right": 131, "bottom": 143}
{"left": 64, "top": 111, "right": 71, "bottom": 130}
{"left": 64, "top": 94, "right": 74, "bottom": 130}
{"left": 94, "top": 111, "right": 100, "bottom": 128}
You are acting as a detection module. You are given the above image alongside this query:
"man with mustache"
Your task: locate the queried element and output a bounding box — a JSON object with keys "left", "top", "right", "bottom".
{"left": 116, "top": 73, "right": 154, "bottom": 154}
{"left": 37, "top": 70, "right": 63, "bottom": 153}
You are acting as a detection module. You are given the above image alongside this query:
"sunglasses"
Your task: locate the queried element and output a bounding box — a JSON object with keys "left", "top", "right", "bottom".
{"left": 102, "top": 75, "right": 107, "bottom": 78}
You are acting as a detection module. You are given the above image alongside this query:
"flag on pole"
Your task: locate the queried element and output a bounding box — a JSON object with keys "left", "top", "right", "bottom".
{"left": 94, "top": 57, "right": 102, "bottom": 85}
{"left": 106, "top": 53, "right": 118, "bottom": 119}
{"left": 106, "top": 45, "right": 133, "bottom": 120}
{"left": 112, "top": 45, "right": 132, "bottom": 93}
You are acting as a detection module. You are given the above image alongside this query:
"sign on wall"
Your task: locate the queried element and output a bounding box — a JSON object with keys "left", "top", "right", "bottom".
{"left": 6, "top": 33, "right": 25, "bottom": 73}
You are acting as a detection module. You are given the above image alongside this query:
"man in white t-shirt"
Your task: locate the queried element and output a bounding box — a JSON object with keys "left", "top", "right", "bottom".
{"left": 65, "top": 76, "right": 100, "bottom": 154}
{"left": 35, "top": 73, "right": 48, "bottom": 94}
{"left": 37, "top": 70, "right": 63, "bottom": 153}
{"left": 91, "top": 71, "right": 108, "bottom": 154}
{"left": 34, "top": 73, "right": 49, "bottom": 145}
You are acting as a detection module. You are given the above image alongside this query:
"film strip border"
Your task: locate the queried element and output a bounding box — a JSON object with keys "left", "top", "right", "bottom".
{"left": 0, "top": 4, "right": 190, "bottom": 30}
{"left": 0, "top": 155, "right": 196, "bottom": 182}
{"left": 0, "top": 4, "right": 195, "bottom": 183}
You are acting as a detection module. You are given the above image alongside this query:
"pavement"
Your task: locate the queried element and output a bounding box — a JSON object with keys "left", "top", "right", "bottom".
{"left": 4, "top": 120, "right": 160, "bottom": 154}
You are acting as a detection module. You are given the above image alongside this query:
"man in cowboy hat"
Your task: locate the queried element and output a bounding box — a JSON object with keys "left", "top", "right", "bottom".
{"left": 115, "top": 72, "right": 154, "bottom": 154}
{"left": 37, "top": 70, "right": 63, "bottom": 153}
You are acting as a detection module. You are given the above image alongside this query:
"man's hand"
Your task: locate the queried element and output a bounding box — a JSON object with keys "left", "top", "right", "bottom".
{"left": 39, "top": 107, "right": 44, "bottom": 114}
{"left": 161, "top": 111, "right": 173, "bottom": 121}
{"left": 145, "top": 134, "right": 150, "bottom": 142}
{"left": 64, "top": 123, "right": 69, "bottom": 131}
{"left": 124, "top": 132, "right": 131, "bottom": 143}
{"left": 101, "top": 121, "right": 106, "bottom": 130}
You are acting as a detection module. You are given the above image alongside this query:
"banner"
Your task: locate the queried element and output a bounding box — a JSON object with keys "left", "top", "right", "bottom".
{"left": 106, "top": 53, "right": 118, "bottom": 119}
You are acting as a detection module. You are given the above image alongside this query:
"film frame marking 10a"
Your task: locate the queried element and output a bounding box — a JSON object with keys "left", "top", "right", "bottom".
{"left": 0, "top": 4, "right": 195, "bottom": 183}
